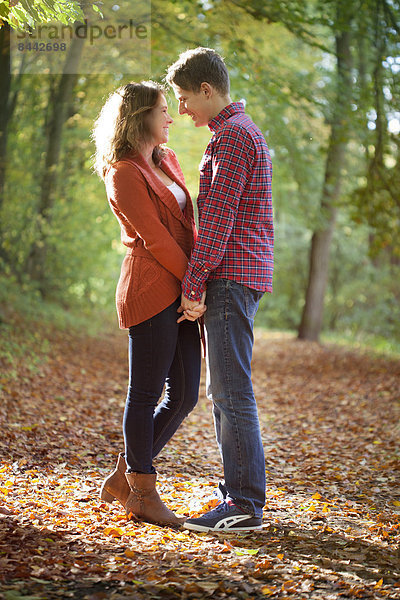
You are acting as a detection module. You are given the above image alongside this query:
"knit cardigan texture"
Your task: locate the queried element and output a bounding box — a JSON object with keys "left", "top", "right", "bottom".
{"left": 105, "top": 148, "right": 196, "bottom": 328}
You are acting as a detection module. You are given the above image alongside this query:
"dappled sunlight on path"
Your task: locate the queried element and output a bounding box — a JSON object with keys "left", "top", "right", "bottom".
{"left": 1, "top": 328, "right": 399, "bottom": 599}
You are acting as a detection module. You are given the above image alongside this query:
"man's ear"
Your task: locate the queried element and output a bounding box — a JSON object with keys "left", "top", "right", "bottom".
{"left": 200, "top": 82, "right": 213, "bottom": 98}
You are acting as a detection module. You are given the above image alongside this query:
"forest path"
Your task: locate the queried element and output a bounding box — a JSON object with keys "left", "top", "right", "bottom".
{"left": 1, "top": 327, "right": 399, "bottom": 599}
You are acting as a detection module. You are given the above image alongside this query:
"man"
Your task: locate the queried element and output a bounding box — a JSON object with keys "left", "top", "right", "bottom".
{"left": 166, "top": 47, "right": 273, "bottom": 532}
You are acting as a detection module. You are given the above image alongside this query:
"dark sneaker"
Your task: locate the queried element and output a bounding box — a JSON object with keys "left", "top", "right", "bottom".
{"left": 183, "top": 500, "right": 262, "bottom": 532}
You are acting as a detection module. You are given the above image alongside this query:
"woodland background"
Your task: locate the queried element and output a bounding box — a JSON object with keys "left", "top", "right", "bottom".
{"left": 0, "top": 3, "right": 400, "bottom": 600}
{"left": 0, "top": 0, "right": 399, "bottom": 350}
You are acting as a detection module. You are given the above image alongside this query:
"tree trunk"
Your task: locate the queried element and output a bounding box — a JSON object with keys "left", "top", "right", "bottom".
{"left": 298, "top": 27, "right": 352, "bottom": 341}
{"left": 0, "top": 23, "right": 11, "bottom": 214}
{"left": 1, "top": 25, "right": 28, "bottom": 268}
{"left": 26, "top": 32, "right": 85, "bottom": 293}
{"left": 0, "top": 24, "right": 12, "bottom": 266}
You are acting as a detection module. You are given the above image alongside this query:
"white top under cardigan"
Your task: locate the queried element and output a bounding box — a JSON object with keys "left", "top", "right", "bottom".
{"left": 167, "top": 181, "right": 187, "bottom": 211}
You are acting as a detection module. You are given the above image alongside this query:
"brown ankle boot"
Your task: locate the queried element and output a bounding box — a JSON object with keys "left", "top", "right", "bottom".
{"left": 100, "top": 453, "right": 130, "bottom": 508}
{"left": 125, "top": 472, "right": 184, "bottom": 526}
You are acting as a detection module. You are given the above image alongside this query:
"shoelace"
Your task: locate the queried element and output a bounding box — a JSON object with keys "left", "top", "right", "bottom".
{"left": 213, "top": 500, "right": 234, "bottom": 514}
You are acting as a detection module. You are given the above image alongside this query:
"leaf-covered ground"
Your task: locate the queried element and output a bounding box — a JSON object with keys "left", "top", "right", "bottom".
{"left": 0, "top": 326, "right": 399, "bottom": 599}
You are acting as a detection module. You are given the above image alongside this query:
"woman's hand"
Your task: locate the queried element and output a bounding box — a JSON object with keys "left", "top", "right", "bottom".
{"left": 177, "top": 291, "right": 206, "bottom": 322}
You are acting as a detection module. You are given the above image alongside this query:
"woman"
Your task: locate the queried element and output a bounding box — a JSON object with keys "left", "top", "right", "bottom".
{"left": 92, "top": 81, "right": 204, "bottom": 526}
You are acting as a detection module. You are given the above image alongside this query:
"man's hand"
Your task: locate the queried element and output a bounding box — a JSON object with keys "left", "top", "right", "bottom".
{"left": 177, "top": 291, "right": 206, "bottom": 323}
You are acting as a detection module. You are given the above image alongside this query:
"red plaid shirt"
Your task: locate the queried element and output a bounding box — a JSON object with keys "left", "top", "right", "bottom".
{"left": 182, "top": 102, "right": 273, "bottom": 301}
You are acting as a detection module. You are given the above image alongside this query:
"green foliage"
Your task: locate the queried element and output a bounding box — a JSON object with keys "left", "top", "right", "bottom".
{"left": 257, "top": 211, "right": 400, "bottom": 344}
{"left": 347, "top": 0, "right": 400, "bottom": 256}
{"left": 0, "top": 0, "right": 86, "bottom": 29}
{"left": 1, "top": 73, "right": 121, "bottom": 309}
{"left": 352, "top": 175, "right": 400, "bottom": 258}
{"left": 256, "top": 218, "right": 310, "bottom": 331}
{"left": 325, "top": 220, "right": 400, "bottom": 342}
{"left": 322, "top": 330, "right": 400, "bottom": 359}
{"left": 0, "top": 0, "right": 399, "bottom": 347}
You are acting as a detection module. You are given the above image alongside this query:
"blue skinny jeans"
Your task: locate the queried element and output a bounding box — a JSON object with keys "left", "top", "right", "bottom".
{"left": 123, "top": 297, "right": 201, "bottom": 474}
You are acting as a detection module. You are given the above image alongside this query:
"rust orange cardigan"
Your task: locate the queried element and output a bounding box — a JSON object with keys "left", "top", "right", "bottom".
{"left": 105, "top": 148, "right": 197, "bottom": 328}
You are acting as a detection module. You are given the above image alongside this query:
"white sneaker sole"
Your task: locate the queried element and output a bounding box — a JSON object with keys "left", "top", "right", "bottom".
{"left": 183, "top": 521, "right": 262, "bottom": 533}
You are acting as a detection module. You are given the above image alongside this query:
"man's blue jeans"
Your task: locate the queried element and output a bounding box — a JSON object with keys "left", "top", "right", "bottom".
{"left": 204, "top": 279, "right": 265, "bottom": 518}
{"left": 124, "top": 298, "right": 201, "bottom": 474}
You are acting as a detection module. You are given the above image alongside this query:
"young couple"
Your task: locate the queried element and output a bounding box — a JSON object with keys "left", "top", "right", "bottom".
{"left": 93, "top": 48, "right": 273, "bottom": 533}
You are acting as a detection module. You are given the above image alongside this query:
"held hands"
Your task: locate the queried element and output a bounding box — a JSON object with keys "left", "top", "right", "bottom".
{"left": 177, "top": 291, "right": 207, "bottom": 323}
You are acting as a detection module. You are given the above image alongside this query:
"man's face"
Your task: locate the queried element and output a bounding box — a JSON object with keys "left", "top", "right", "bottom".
{"left": 172, "top": 84, "right": 212, "bottom": 128}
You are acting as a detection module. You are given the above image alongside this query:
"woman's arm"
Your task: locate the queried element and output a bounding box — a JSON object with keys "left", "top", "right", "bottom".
{"left": 107, "top": 162, "right": 189, "bottom": 281}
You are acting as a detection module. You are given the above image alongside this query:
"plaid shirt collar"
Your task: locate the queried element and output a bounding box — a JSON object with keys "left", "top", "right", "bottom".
{"left": 208, "top": 102, "right": 246, "bottom": 132}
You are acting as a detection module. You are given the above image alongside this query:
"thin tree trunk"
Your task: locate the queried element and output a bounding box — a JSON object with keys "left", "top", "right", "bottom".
{"left": 0, "top": 25, "right": 26, "bottom": 210}
{"left": 0, "top": 23, "right": 11, "bottom": 214}
{"left": 298, "top": 27, "right": 352, "bottom": 341}
{"left": 1, "top": 24, "right": 28, "bottom": 268}
{"left": 0, "top": 24, "right": 12, "bottom": 266}
{"left": 26, "top": 32, "right": 85, "bottom": 293}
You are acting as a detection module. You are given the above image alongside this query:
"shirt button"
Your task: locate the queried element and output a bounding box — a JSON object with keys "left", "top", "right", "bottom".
{"left": 204, "top": 268, "right": 208, "bottom": 272}
{"left": 191, "top": 291, "right": 195, "bottom": 296}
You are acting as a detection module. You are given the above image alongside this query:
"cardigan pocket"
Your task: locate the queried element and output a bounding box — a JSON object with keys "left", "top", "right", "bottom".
{"left": 117, "top": 254, "right": 159, "bottom": 303}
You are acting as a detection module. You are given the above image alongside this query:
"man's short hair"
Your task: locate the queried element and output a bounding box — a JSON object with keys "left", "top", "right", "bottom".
{"left": 166, "top": 47, "right": 230, "bottom": 96}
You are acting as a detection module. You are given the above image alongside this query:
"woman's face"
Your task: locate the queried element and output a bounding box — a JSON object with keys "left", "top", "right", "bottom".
{"left": 148, "top": 94, "right": 174, "bottom": 146}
